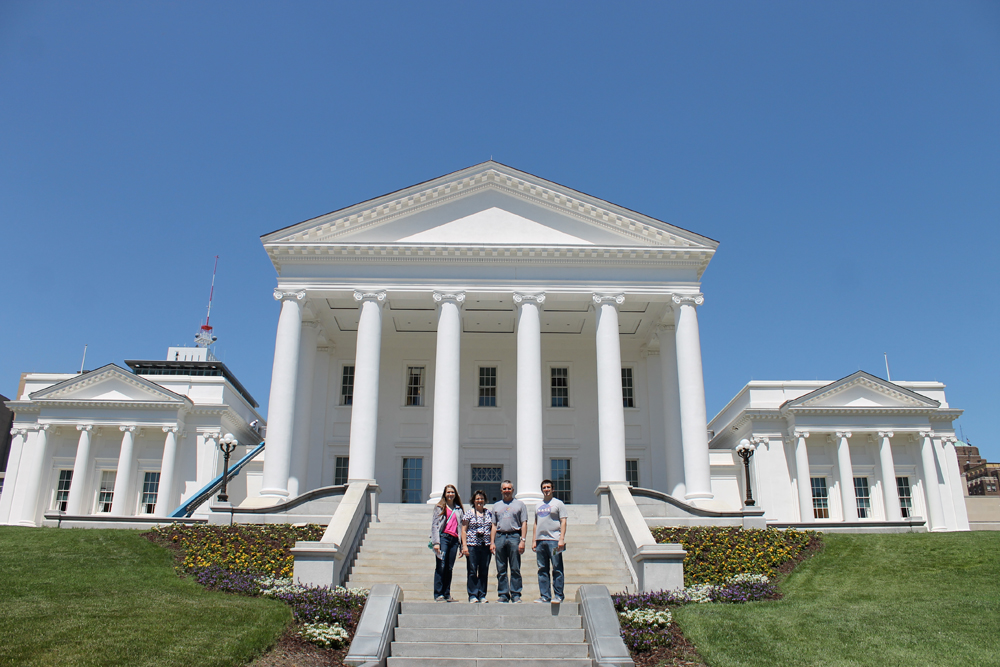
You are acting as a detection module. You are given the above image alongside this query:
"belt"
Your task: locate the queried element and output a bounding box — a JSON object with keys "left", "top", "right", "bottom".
{"left": 497, "top": 531, "right": 521, "bottom": 535}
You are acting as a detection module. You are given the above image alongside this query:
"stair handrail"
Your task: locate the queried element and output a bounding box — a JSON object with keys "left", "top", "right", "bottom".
{"left": 168, "top": 440, "right": 265, "bottom": 518}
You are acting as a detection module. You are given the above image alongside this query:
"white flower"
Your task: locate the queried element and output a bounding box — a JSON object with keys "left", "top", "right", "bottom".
{"left": 299, "top": 622, "right": 350, "bottom": 648}
{"left": 618, "top": 608, "right": 672, "bottom": 627}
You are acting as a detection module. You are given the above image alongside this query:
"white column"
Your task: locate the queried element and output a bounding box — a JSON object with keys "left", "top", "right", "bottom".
{"left": 593, "top": 294, "right": 627, "bottom": 484}
{"left": 941, "top": 436, "right": 970, "bottom": 531}
{"left": 348, "top": 290, "right": 386, "bottom": 482}
{"left": 288, "top": 320, "right": 320, "bottom": 497}
{"left": 835, "top": 431, "right": 855, "bottom": 521}
{"left": 919, "top": 430, "right": 946, "bottom": 531}
{"left": 878, "top": 431, "right": 901, "bottom": 522}
{"left": 514, "top": 292, "right": 545, "bottom": 504}
{"left": 261, "top": 289, "right": 306, "bottom": 498}
{"left": 0, "top": 428, "right": 29, "bottom": 524}
{"left": 429, "top": 292, "right": 464, "bottom": 504}
{"left": 18, "top": 425, "right": 51, "bottom": 526}
{"left": 66, "top": 425, "right": 94, "bottom": 515}
{"left": 154, "top": 426, "right": 180, "bottom": 517}
{"left": 794, "top": 431, "right": 813, "bottom": 522}
{"left": 671, "top": 294, "right": 713, "bottom": 502}
{"left": 110, "top": 426, "right": 137, "bottom": 516}
{"left": 657, "top": 324, "right": 686, "bottom": 498}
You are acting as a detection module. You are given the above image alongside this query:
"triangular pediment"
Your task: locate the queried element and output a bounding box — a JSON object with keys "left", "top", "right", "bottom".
{"left": 785, "top": 371, "right": 940, "bottom": 410}
{"left": 261, "top": 162, "right": 719, "bottom": 251}
{"left": 30, "top": 364, "right": 189, "bottom": 405}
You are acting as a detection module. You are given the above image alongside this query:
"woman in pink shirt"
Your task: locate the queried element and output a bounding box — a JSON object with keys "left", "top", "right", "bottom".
{"left": 430, "top": 484, "right": 464, "bottom": 601}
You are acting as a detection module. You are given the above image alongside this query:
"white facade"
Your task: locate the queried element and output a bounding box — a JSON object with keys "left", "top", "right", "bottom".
{"left": 709, "top": 372, "right": 969, "bottom": 531}
{"left": 0, "top": 354, "right": 264, "bottom": 526}
{"left": 248, "top": 162, "right": 722, "bottom": 511}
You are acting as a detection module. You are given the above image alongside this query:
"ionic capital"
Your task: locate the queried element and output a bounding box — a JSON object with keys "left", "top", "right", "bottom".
{"left": 273, "top": 289, "right": 306, "bottom": 302}
{"left": 162, "top": 425, "right": 180, "bottom": 435}
{"left": 751, "top": 435, "right": 770, "bottom": 447}
{"left": 432, "top": 291, "right": 466, "bottom": 304}
{"left": 513, "top": 292, "right": 546, "bottom": 306}
{"left": 11, "top": 427, "right": 30, "bottom": 437}
{"left": 793, "top": 430, "right": 810, "bottom": 440}
{"left": 77, "top": 424, "right": 94, "bottom": 433}
{"left": 37, "top": 424, "right": 51, "bottom": 433}
{"left": 878, "top": 431, "right": 894, "bottom": 439}
{"left": 835, "top": 431, "right": 852, "bottom": 440}
{"left": 943, "top": 436, "right": 958, "bottom": 444}
{"left": 119, "top": 425, "right": 136, "bottom": 434}
{"left": 592, "top": 293, "right": 625, "bottom": 307}
{"left": 671, "top": 293, "right": 705, "bottom": 307}
{"left": 353, "top": 290, "right": 387, "bottom": 304}
{"left": 919, "top": 430, "right": 934, "bottom": 440}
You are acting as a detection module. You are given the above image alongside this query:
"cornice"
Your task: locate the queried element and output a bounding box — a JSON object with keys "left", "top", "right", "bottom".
{"left": 730, "top": 409, "right": 784, "bottom": 431}
{"left": 26, "top": 399, "right": 187, "bottom": 410}
{"left": 786, "top": 407, "right": 941, "bottom": 417}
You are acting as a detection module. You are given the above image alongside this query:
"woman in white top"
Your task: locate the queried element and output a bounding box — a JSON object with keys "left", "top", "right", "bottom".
{"left": 461, "top": 489, "right": 494, "bottom": 603}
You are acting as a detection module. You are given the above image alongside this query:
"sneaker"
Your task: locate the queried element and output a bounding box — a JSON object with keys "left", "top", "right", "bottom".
{"left": 435, "top": 596, "right": 445, "bottom": 602}
{"left": 446, "top": 596, "right": 457, "bottom": 602}
{"left": 534, "top": 598, "right": 550, "bottom": 604}
{"left": 498, "top": 598, "right": 509, "bottom": 603}
{"left": 553, "top": 597, "right": 563, "bottom": 605}
{"left": 479, "top": 598, "right": 489, "bottom": 604}
{"left": 512, "top": 599, "right": 522, "bottom": 604}
{"left": 470, "top": 597, "right": 479, "bottom": 603}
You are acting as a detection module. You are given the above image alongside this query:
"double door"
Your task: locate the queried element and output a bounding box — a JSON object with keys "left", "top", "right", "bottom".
{"left": 470, "top": 465, "right": 503, "bottom": 504}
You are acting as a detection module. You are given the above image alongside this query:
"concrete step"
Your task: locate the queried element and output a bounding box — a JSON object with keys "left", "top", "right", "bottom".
{"left": 390, "top": 642, "right": 590, "bottom": 659}
{"left": 387, "top": 659, "right": 591, "bottom": 667}
{"left": 394, "top": 628, "right": 585, "bottom": 643}
{"left": 397, "top": 612, "right": 582, "bottom": 629}
{"left": 401, "top": 601, "right": 580, "bottom": 615}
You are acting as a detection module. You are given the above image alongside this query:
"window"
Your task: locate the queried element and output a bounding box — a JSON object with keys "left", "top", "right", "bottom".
{"left": 897, "top": 477, "right": 913, "bottom": 518}
{"left": 854, "top": 477, "right": 871, "bottom": 519}
{"left": 341, "top": 365, "right": 355, "bottom": 406}
{"left": 334, "top": 456, "right": 350, "bottom": 486}
{"left": 140, "top": 472, "right": 160, "bottom": 514}
{"left": 811, "top": 477, "right": 829, "bottom": 519}
{"left": 550, "top": 368, "right": 569, "bottom": 407}
{"left": 478, "top": 366, "right": 497, "bottom": 407}
{"left": 405, "top": 366, "right": 425, "bottom": 406}
{"left": 551, "top": 459, "right": 571, "bottom": 503}
{"left": 53, "top": 470, "right": 73, "bottom": 511}
{"left": 622, "top": 368, "right": 635, "bottom": 408}
{"left": 97, "top": 471, "right": 116, "bottom": 513}
{"left": 626, "top": 459, "right": 639, "bottom": 487}
{"left": 401, "top": 458, "right": 423, "bottom": 503}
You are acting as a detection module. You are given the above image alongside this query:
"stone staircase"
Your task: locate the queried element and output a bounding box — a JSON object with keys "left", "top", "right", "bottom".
{"left": 345, "top": 503, "right": 634, "bottom": 601}
{"left": 388, "top": 600, "right": 592, "bottom": 666}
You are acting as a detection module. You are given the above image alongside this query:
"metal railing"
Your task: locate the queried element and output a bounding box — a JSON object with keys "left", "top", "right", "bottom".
{"left": 168, "top": 441, "right": 265, "bottom": 518}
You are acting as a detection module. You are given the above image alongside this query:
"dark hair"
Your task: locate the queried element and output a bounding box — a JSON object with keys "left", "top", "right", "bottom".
{"left": 472, "top": 489, "right": 487, "bottom": 504}
{"left": 541, "top": 479, "right": 553, "bottom": 489}
{"left": 435, "top": 484, "right": 464, "bottom": 513}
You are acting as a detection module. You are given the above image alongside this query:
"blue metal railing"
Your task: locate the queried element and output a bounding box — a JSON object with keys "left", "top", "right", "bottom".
{"left": 168, "top": 441, "right": 266, "bottom": 518}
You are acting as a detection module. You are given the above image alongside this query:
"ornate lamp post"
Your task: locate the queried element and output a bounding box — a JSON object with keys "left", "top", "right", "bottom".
{"left": 736, "top": 438, "right": 757, "bottom": 506}
{"left": 217, "top": 433, "right": 239, "bottom": 503}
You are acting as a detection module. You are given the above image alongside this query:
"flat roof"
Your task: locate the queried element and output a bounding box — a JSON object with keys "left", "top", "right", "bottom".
{"left": 124, "top": 360, "right": 258, "bottom": 408}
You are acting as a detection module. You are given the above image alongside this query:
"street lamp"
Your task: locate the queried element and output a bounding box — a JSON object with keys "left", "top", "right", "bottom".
{"left": 735, "top": 438, "right": 756, "bottom": 506}
{"left": 217, "top": 433, "right": 239, "bottom": 503}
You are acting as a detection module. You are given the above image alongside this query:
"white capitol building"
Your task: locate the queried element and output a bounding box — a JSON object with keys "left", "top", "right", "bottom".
{"left": 1, "top": 162, "right": 970, "bottom": 535}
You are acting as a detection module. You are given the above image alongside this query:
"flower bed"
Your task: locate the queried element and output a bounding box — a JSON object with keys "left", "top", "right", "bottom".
{"left": 651, "top": 526, "right": 818, "bottom": 585}
{"left": 149, "top": 523, "right": 325, "bottom": 577}
{"left": 146, "top": 524, "right": 366, "bottom": 657}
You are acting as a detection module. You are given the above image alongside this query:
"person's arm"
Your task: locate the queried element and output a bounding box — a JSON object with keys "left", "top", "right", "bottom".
{"left": 558, "top": 516, "right": 567, "bottom": 552}
{"left": 431, "top": 507, "right": 442, "bottom": 552}
{"left": 490, "top": 512, "right": 497, "bottom": 555}
{"left": 518, "top": 507, "right": 527, "bottom": 554}
{"left": 531, "top": 511, "right": 538, "bottom": 552}
{"left": 460, "top": 512, "right": 469, "bottom": 557}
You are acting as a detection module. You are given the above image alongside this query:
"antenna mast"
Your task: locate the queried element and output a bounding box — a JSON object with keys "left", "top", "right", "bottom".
{"left": 884, "top": 353, "right": 891, "bottom": 382}
{"left": 195, "top": 256, "right": 220, "bottom": 349}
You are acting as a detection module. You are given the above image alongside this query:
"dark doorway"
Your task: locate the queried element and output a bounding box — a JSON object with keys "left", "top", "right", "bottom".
{"left": 471, "top": 465, "right": 503, "bottom": 504}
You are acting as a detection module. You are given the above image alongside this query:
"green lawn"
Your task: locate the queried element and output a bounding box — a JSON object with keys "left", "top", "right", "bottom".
{"left": 0, "top": 527, "right": 291, "bottom": 667}
{"left": 676, "top": 532, "right": 1000, "bottom": 667}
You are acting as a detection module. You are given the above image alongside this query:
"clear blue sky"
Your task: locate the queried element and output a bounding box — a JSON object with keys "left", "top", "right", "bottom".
{"left": 2, "top": 2, "right": 998, "bottom": 460}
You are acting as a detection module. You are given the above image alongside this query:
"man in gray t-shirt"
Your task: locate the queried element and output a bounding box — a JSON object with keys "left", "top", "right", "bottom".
{"left": 532, "top": 479, "right": 567, "bottom": 603}
{"left": 490, "top": 480, "right": 527, "bottom": 603}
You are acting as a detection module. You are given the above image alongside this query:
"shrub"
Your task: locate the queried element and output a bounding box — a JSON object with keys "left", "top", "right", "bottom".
{"left": 150, "top": 524, "right": 325, "bottom": 577}
{"left": 651, "top": 526, "right": 815, "bottom": 585}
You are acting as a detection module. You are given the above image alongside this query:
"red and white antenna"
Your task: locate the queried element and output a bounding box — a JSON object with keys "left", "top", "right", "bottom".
{"left": 194, "top": 256, "right": 220, "bottom": 348}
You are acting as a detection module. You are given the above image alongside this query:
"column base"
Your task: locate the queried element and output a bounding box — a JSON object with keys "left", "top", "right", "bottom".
{"left": 515, "top": 491, "right": 544, "bottom": 507}
{"left": 258, "top": 488, "right": 290, "bottom": 499}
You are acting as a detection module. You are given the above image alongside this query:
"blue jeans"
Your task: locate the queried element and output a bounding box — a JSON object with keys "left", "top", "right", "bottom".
{"left": 494, "top": 533, "right": 523, "bottom": 602}
{"left": 466, "top": 545, "right": 492, "bottom": 600}
{"left": 536, "top": 540, "right": 564, "bottom": 602}
{"left": 434, "top": 533, "right": 459, "bottom": 599}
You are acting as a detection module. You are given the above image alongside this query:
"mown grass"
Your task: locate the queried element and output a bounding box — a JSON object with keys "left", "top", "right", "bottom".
{"left": 0, "top": 527, "right": 291, "bottom": 667}
{"left": 675, "top": 532, "right": 1000, "bottom": 667}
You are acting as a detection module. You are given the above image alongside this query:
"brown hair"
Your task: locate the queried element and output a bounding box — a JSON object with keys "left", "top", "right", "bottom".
{"left": 435, "top": 484, "right": 464, "bottom": 513}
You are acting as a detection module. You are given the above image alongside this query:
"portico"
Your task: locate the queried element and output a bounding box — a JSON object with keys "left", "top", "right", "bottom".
{"left": 253, "top": 162, "right": 721, "bottom": 509}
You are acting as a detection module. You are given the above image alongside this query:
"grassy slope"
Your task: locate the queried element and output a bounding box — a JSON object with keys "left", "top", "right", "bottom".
{"left": 675, "top": 532, "right": 1000, "bottom": 667}
{"left": 0, "top": 527, "right": 291, "bottom": 667}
